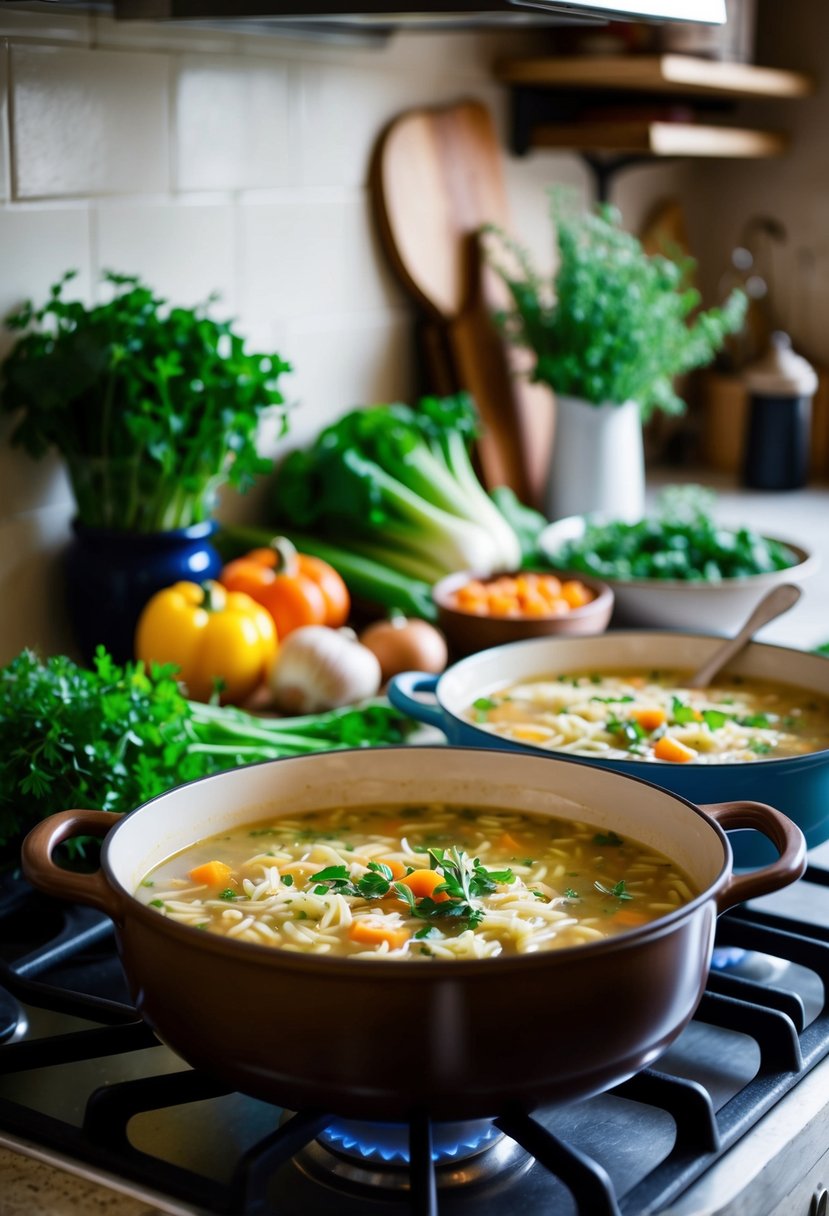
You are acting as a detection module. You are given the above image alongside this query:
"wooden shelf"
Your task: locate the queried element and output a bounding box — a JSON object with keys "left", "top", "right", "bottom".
{"left": 495, "top": 54, "right": 814, "bottom": 100}
{"left": 530, "top": 121, "right": 787, "bottom": 158}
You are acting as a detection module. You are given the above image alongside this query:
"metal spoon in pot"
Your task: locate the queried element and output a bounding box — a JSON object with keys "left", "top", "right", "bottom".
{"left": 685, "top": 583, "right": 803, "bottom": 690}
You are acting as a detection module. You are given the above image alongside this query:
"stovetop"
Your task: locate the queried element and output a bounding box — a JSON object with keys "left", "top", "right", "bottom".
{"left": 2, "top": 854, "right": 829, "bottom": 1216}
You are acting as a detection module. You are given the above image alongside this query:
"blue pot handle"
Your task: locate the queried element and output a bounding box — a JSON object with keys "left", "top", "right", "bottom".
{"left": 387, "top": 671, "right": 448, "bottom": 735}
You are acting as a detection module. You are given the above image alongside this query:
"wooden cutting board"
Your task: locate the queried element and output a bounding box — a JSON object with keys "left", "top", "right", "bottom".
{"left": 370, "top": 100, "right": 553, "bottom": 509}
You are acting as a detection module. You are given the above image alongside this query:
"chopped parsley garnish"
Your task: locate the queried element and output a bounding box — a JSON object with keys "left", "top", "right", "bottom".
{"left": 594, "top": 879, "right": 633, "bottom": 901}
{"left": 739, "top": 713, "right": 776, "bottom": 730}
{"left": 671, "top": 697, "right": 699, "bottom": 725}
{"left": 311, "top": 847, "right": 512, "bottom": 932}
{"left": 593, "top": 831, "right": 624, "bottom": 847}
{"left": 748, "top": 738, "right": 772, "bottom": 755}
{"left": 414, "top": 925, "right": 437, "bottom": 939}
{"left": 282, "top": 874, "right": 294, "bottom": 887}
{"left": 218, "top": 888, "right": 237, "bottom": 901}
{"left": 590, "top": 694, "right": 634, "bottom": 704}
{"left": 141, "top": 880, "right": 154, "bottom": 887}
{"left": 563, "top": 887, "right": 579, "bottom": 899}
{"left": 701, "top": 709, "right": 730, "bottom": 731}
{"left": 472, "top": 696, "right": 497, "bottom": 722}
{"left": 149, "top": 898, "right": 164, "bottom": 908}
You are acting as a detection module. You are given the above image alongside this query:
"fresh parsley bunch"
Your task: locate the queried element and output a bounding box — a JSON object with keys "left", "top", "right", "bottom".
{"left": 1, "top": 272, "right": 291, "bottom": 531}
{"left": 487, "top": 193, "right": 746, "bottom": 421}
{"left": 0, "top": 648, "right": 412, "bottom": 856}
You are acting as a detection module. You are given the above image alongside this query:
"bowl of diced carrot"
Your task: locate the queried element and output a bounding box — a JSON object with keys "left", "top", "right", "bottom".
{"left": 432, "top": 568, "right": 614, "bottom": 657}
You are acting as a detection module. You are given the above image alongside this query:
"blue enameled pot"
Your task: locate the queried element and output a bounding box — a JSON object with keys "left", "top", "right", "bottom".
{"left": 389, "top": 632, "right": 829, "bottom": 869}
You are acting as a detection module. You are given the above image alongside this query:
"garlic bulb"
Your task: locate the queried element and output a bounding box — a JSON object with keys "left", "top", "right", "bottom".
{"left": 268, "top": 625, "right": 382, "bottom": 714}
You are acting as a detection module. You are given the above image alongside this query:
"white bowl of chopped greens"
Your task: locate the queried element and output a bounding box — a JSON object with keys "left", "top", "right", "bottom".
{"left": 539, "top": 500, "right": 818, "bottom": 635}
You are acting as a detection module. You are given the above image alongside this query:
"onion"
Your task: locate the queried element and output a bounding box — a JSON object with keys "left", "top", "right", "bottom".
{"left": 359, "top": 616, "right": 448, "bottom": 684}
{"left": 268, "top": 626, "right": 382, "bottom": 714}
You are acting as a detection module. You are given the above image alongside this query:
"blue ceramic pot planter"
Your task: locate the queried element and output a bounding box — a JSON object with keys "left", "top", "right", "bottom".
{"left": 389, "top": 632, "right": 829, "bottom": 870}
{"left": 64, "top": 520, "right": 223, "bottom": 664}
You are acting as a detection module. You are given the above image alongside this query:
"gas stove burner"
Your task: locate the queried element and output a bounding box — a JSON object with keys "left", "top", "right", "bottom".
{"left": 0, "top": 986, "right": 26, "bottom": 1044}
{"left": 296, "top": 1116, "right": 531, "bottom": 1194}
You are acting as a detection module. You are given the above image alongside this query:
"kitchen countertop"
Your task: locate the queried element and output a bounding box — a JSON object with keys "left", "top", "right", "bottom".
{"left": 646, "top": 470, "right": 829, "bottom": 650}
{"left": 1, "top": 471, "right": 827, "bottom": 1216}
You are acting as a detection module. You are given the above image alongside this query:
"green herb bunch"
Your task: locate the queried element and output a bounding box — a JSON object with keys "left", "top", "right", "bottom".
{"left": 0, "top": 647, "right": 411, "bottom": 854}
{"left": 487, "top": 194, "right": 747, "bottom": 421}
{"left": 1, "top": 271, "right": 291, "bottom": 531}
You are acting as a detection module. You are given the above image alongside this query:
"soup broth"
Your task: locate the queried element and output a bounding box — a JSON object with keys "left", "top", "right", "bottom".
{"left": 467, "top": 669, "right": 829, "bottom": 765}
{"left": 137, "top": 803, "right": 698, "bottom": 961}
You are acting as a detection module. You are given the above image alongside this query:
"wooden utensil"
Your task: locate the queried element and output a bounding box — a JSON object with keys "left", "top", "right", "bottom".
{"left": 370, "top": 100, "right": 552, "bottom": 508}
{"left": 686, "top": 582, "right": 802, "bottom": 689}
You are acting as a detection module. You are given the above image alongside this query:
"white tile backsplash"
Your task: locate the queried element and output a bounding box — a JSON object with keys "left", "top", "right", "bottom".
{"left": 0, "top": 508, "right": 76, "bottom": 664}
{"left": 0, "top": 45, "right": 8, "bottom": 204}
{"left": 175, "top": 55, "right": 296, "bottom": 192}
{"left": 0, "top": 204, "right": 92, "bottom": 361}
{"left": 11, "top": 45, "right": 170, "bottom": 199}
{"left": 0, "top": 10, "right": 680, "bottom": 661}
{"left": 94, "top": 200, "right": 237, "bottom": 313}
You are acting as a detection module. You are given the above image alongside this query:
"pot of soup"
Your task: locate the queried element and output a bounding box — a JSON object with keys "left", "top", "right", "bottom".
{"left": 22, "top": 746, "right": 803, "bottom": 1121}
{"left": 388, "top": 633, "right": 829, "bottom": 868}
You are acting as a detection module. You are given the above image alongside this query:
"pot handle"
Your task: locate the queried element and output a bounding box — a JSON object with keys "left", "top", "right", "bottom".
{"left": 21, "top": 809, "right": 124, "bottom": 921}
{"left": 387, "top": 671, "right": 448, "bottom": 734}
{"left": 702, "top": 801, "right": 807, "bottom": 913}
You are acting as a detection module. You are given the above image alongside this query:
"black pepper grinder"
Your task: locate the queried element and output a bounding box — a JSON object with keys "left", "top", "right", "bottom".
{"left": 742, "top": 331, "right": 817, "bottom": 490}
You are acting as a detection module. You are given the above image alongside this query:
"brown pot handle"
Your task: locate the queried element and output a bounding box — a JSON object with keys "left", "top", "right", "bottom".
{"left": 702, "top": 801, "right": 807, "bottom": 914}
{"left": 21, "top": 809, "right": 124, "bottom": 920}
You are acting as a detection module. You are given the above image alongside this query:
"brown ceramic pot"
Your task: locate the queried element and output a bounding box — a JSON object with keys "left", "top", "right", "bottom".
{"left": 22, "top": 747, "right": 805, "bottom": 1121}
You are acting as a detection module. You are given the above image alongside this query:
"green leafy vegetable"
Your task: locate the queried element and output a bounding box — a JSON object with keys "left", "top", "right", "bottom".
{"left": 0, "top": 647, "right": 413, "bottom": 852}
{"left": 702, "top": 709, "right": 730, "bottom": 731}
{"left": 1, "top": 272, "right": 290, "bottom": 531}
{"left": 268, "top": 394, "right": 522, "bottom": 583}
{"left": 486, "top": 193, "right": 746, "bottom": 420}
{"left": 544, "top": 485, "right": 798, "bottom": 583}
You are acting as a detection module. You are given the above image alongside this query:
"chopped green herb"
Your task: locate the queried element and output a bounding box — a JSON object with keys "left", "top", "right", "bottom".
{"left": 739, "top": 713, "right": 776, "bottom": 730}
{"left": 282, "top": 874, "right": 294, "bottom": 887}
{"left": 149, "top": 898, "right": 164, "bottom": 908}
{"left": 414, "top": 925, "right": 437, "bottom": 939}
{"left": 564, "top": 888, "right": 579, "bottom": 899}
{"left": 219, "top": 889, "right": 237, "bottom": 901}
{"left": 141, "top": 880, "right": 154, "bottom": 888}
{"left": 748, "top": 738, "right": 772, "bottom": 755}
{"left": 702, "top": 709, "right": 729, "bottom": 731}
{"left": 671, "top": 697, "right": 699, "bottom": 726}
{"left": 593, "top": 831, "right": 624, "bottom": 847}
{"left": 594, "top": 879, "right": 633, "bottom": 901}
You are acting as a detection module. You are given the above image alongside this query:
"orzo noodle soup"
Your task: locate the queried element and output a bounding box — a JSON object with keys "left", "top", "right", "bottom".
{"left": 467, "top": 670, "right": 829, "bottom": 765}
{"left": 136, "top": 804, "right": 698, "bottom": 961}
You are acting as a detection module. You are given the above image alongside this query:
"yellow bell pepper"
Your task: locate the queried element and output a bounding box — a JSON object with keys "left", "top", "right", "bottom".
{"left": 134, "top": 580, "right": 277, "bottom": 704}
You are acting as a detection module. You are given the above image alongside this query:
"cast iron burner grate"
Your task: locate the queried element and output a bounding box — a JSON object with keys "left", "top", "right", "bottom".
{"left": 2, "top": 867, "right": 829, "bottom": 1216}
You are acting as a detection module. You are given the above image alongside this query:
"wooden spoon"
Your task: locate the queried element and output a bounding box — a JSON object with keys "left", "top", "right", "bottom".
{"left": 685, "top": 583, "right": 803, "bottom": 689}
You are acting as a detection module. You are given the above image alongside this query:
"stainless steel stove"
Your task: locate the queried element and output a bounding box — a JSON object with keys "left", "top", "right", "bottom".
{"left": 2, "top": 849, "right": 829, "bottom": 1216}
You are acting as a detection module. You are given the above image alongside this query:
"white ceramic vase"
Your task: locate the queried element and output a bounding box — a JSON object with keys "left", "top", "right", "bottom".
{"left": 544, "top": 394, "right": 645, "bottom": 523}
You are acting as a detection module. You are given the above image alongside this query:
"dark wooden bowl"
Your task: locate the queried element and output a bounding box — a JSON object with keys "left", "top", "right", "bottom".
{"left": 432, "top": 569, "right": 614, "bottom": 658}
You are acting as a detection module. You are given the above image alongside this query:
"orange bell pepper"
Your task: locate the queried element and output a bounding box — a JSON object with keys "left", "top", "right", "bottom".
{"left": 134, "top": 580, "right": 277, "bottom": 704}
{"left": 220, "top": 537, "right": 350, "bottom": 640}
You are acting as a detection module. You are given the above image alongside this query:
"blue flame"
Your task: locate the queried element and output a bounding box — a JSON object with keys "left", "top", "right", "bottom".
{"left": 318, "top": 1119, "right": 499, "bottom": 1165}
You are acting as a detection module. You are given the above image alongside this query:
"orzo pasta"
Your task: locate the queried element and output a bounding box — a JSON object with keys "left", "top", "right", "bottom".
{"left": 137, "top": 803, "right": 697, "bottom": 960}
{"left": 466, "top": 670, "right": 829, "bottom": 765}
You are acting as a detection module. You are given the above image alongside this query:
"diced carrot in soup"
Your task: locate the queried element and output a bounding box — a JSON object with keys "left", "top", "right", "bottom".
{"left": 348, "top": 919, "right": 409, "bottom": 950}
{"left": 188, "top": 860, "right": 233, "bottom": 887}
{"left": 375, "top": 857, "right": 406, "bottom": 880}
{"left": 654, "top": 736, "right": 698, "bottom": 763}
{"left": 400, "top": 868, "right": 451, "bottom": 902}
{"left": 632, "top": 707, "right": 667, "bottom": 732}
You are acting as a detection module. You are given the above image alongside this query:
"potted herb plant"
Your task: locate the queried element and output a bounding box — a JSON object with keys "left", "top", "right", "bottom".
{"left": 487, "top": 195, "right": 746, "bottom": 522}
{"left": 1, "top": 271, "right": 291, "bottom": 661}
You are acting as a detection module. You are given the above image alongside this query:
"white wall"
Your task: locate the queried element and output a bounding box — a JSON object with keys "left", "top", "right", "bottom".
{"left": 0, "top": 3, "right": 684, "bottom": 662}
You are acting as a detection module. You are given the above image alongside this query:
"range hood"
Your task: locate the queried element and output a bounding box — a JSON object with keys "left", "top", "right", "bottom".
{"left": 112, "top": 0, "right": 726, "bottom": 29}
